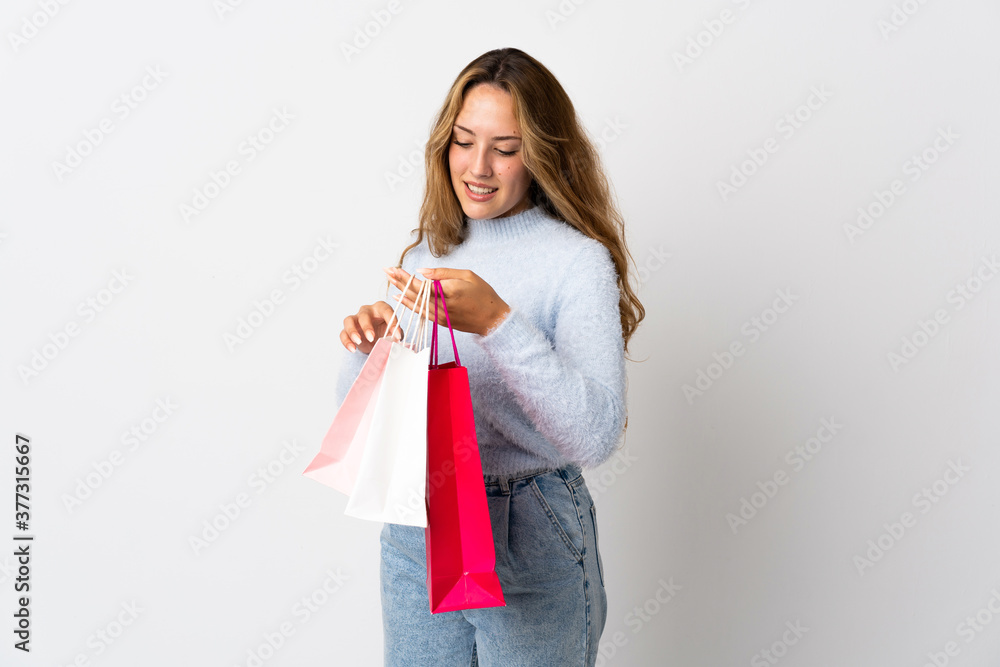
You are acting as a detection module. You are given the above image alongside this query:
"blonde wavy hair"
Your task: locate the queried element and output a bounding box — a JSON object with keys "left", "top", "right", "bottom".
{"left": 389, "top": 47, "right": 645, "bottom": 358}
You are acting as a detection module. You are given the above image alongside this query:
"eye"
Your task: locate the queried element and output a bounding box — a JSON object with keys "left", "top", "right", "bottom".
{"left": 451, "top": 139, "right": 516, "bottom": 156}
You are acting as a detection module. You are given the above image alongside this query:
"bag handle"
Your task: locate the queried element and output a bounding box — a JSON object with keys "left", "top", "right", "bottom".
{"left": 403, "top": 277, "right": 432, "bottom": 350}
{"left": 382, "top": 272, "right": 432, "bottom": 350}
{"left": 413, "top": 277, "right": 432, "bottom": 350}
{"left": 430, "top": 279, "right": 461, "bottom": 367}
{"left": 381, "top": 272, "right": 415, "bottom": 340}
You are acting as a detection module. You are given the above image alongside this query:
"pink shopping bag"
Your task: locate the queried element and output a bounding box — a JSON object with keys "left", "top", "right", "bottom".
{"left": 302, "top": 272, "right": 421, "bottom": 497}
{"left": 343, "top": 277, "right": 432, "bottom": 526}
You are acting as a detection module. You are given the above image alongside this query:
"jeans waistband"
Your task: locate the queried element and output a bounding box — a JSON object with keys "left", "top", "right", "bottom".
{"left": 482, "top": 463, "right": 583, "bottom": 494}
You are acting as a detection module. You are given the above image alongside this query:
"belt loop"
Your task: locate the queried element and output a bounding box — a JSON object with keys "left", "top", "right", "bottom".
{"left": 498, "top": 475, "right": 510, "bottom": 495}
{"left": 560, "top": 463, "right": 581, "bottom": 483}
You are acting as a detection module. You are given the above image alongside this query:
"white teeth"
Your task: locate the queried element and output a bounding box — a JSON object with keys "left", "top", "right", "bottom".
{"left": 467, "top": 183, "right": 497, "bottom": 195}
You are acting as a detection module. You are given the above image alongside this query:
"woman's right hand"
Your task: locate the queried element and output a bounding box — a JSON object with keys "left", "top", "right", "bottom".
{"left": 340, "top": 301, "right": 403, "bottom": 354}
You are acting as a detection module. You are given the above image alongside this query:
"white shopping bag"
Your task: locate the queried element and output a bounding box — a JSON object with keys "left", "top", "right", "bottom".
{"left": 343, "top": 276, "right": 432, "bottom": 526}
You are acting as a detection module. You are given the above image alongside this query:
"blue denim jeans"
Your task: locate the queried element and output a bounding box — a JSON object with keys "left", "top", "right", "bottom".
{"left": 379, "top": 463, "right": 607, "bottom": 666}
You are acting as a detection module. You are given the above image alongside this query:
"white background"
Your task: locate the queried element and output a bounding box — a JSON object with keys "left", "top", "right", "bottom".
{"left": 2, "top": 1, "right": 999, "bottom": 665}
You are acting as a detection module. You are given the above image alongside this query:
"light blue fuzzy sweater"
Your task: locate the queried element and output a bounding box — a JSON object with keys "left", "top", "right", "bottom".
{"left": 332, "top": 205, "right": 627, "bottom": 476}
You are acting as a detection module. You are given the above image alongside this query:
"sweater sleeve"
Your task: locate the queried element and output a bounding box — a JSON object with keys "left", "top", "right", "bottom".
{"left": 472, "top": 240, "right": 627, "bottom": 469}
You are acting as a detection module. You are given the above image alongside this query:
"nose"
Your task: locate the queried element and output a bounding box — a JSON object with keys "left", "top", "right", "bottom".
{"left": 471, "top": 146, "right": 492, "bottom": 179}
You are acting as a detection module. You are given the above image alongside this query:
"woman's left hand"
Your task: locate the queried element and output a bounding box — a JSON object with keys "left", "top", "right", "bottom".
{"left": 382, "top": 266, "right": 510, "bottom": 337}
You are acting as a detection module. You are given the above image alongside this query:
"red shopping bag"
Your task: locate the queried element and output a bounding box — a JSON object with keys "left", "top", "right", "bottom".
{"left": 425, "top": 279, "right": 505, "bottom": 614}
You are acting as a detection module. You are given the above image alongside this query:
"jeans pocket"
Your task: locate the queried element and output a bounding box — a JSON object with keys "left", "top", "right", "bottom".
{"left": 591, "top": 504, "right": 605, "bottom": 587}
{"left": 529, "top": 477, "right": 584, "bottom": 562}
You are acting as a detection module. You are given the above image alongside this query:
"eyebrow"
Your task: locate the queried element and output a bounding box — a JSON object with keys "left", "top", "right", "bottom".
{"left": 453, "top": 124, "right": 521, "bottom": 141}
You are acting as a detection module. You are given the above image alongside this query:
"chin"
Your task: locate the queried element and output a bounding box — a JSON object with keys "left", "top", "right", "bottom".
{"left": 459, "top": 197, "right": 501, "bottom": 218}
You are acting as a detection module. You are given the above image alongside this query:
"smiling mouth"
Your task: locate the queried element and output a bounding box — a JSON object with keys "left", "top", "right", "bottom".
{"left": 466, "top": 182, "right": 498, "bottom": 195}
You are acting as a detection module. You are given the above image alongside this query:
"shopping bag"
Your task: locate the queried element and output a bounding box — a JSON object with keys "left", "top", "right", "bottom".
{"left": 302, "top": 273, "right": 419, "bottom": 495}
{"left": 425, "top": 279, "right": 506, "bottom": 613}
{"left": 301, "top": 338, "right": 392, "bottom": 494}
{"left": 343, "top": 277, "right": 433, "bottom": 526}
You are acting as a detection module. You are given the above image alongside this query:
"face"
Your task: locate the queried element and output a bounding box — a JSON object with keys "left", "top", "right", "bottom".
{"left": 448, "top": 84, "right": 533, "bottom": 220}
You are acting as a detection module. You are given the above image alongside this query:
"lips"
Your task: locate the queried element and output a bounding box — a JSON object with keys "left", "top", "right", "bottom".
{"left": 466, "top": 182, "right": 498, "bottom": 194}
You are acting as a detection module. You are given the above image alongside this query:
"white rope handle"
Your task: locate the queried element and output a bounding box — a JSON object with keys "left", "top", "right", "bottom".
{"left": 379, "top": 272, "right": 434, "bottom": 350}
{"left": 401, "top": 278, "right": 425, "bottom": 347}
{"left": 382, "top": 272, "right": 416, "bottom": 340}
{"left": 402, "top": 276, "right": 433, "bottom": 350}
{"left": 414, "top": 277, "right": 432, "bottom": 350}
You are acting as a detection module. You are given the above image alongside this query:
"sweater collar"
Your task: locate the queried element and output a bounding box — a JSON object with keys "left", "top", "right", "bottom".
{"left": 462, "top": 205, "right": 550, "bottom": 243}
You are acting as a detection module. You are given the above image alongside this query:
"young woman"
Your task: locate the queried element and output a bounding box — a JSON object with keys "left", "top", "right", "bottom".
{"left": 335, "top": 47, "right": 645, "bottom": 666}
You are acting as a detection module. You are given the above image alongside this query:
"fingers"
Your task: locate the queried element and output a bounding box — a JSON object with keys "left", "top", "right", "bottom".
{"left": 340, "top": 318, "right": 360, "bottom": 353}
{"left": 340, "top": 302, "right": 406, "bottom": 354}
{"left": 356, "top": 309, "right": 377, "bottom": 344}
{"left": 374, "top": 301, "right": 404, "bottom": 341}
{"left": 340, "top": 316, "right": 358, "bottom": 352}
{"left": 414, "top": 267, "right": 477, "bottom": 288}
{"left": 386, "top": 269, "right": 426, "bottom": 310}
{"left": 383, "top": 267, "right": 451, "bottom": 329}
